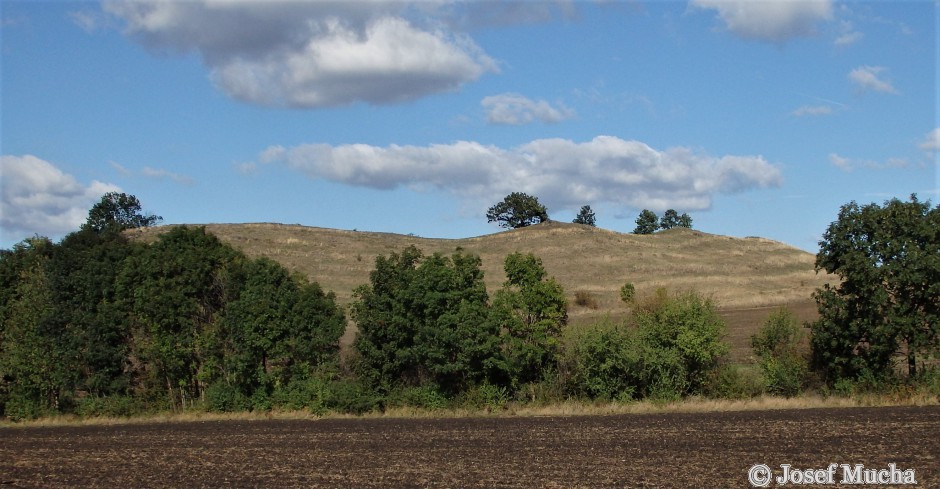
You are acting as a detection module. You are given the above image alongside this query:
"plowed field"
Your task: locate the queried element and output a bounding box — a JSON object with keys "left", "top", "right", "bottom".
{"left": 3, "top": 405, "right": 938, "bottom": 488}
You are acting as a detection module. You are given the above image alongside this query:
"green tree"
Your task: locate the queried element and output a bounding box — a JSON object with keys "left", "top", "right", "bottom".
{"left": 222, "top": 257, "right": 345, "bottom": 401}
{"left": 633, "top": 209, "right": 659, "bottom": 234}
{"left": 810, "top": 195, "right": 940, "bottom": 382}
{"left": 573, "top": 205, "right": 596, "bottom": 227}
{"left": 352, "top": 247, "right": 498, "bottom": 395}
{"left": 486, "top": 192, "right": 549, "bottom": 229}
{"left": 84, "top": 192, "right": 162, "bottom": 233}
{"left": 118, "top": 226, "right": 237, "bottom": 409}
{"left": 659, "top": 209, "right": 680, "bottom": 230}
{"left": 490, "top": 252, "right": 568, "bottom": 387}
{"left": 46, "top": 228, "right": 141, "bottom": 397}
{"left": 678, "top": 213, "right": 693, "bottom": 229}
{"left": 633, "top": 290, "right": 729, "bottom": 397}
{"left": 0, "top": 237, "right": 72, "bottom": 419}
{"left": 751, "top": 309, "right": 807, "bottom": 397}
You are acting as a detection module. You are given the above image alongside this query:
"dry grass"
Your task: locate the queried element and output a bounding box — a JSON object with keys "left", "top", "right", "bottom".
{"left": 5, "top": 392, "right": 936, "bottom": 429}
{"left": 127, "top": 221, "right": 833, "bottom": 363}
{"left": 127, "top": 221, "right": 832, "bottom": 310}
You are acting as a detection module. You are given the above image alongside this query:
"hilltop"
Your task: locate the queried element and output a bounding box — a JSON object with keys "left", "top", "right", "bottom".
{"left": 128, "top": 221, "right": 830, "bottom": 314}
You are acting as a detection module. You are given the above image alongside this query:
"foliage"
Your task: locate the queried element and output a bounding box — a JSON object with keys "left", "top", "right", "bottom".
{"left": 1, "top": 194, "right": 345, "bottom": 420}
{"left": 486, "top": 192, "right": 549, "bottom": 229}
{"left": 352, "top": 247, "right": 499, "bottom": 395}
{"left": 751, "top": 309, "right": 808, "bottom": 397}
{"left": 633, "top": 210, "right": 659, "bottom": 234}
{"left": 659, "top": 209, "right": 693, "bottom": 230}
{"left": 810, "top": 195, "right": 940, "bottom": 383}
{"left": 489, "top": 252, "right": 568, "bottom": 388}
{"left": 565, "top": 292, "right": 729, "bottom": 402}
{"left": 632, "top": 290, "right": 729, "bottom": 396}
{"left": 572, "top": 205, "right": 596, "bottom": 227}
{"left": 84, "top": 192, "right": 162, "bottom": 233}
{"left": 619, "top": 282, "right": 636, "bottom": 304}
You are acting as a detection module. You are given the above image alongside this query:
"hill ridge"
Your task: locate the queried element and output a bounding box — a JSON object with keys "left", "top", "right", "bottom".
{"left": 128, "top": 221, "right": 828, "bottom": 313}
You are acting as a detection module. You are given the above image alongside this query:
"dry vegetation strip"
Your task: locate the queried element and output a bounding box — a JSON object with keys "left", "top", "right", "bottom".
{"left": 3, "top": 405, "right": 938, "bottom": 488}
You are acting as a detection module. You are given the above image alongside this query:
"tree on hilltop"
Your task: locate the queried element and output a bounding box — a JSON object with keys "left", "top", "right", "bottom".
{"left": 573, "top": 205, "right": 596, "bottom": 227}
{"left": 633, "top": 210, "right": 659, "bottom": 234}
{"left": 486, "top": 192, "right": 549, "bottom": 229}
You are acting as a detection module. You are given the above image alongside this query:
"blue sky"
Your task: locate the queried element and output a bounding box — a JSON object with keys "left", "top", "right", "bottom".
{"left": 2, "top": 0, "right": 937, "bottom": 252}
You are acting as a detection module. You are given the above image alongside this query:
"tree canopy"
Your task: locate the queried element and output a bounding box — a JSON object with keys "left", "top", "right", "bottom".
{"left": 633, "top": 210, "right": 659, "bottom": 234}
{"left": 810, "top": 194, "right": 940, "bottom": 381}
{"left": 84, "top": 192, "right": 162, "bottom": 233}
{"left": 573, "top": 205, "right": 596, "bottom": 227}
{"left": 486, "top": 192, "right": 549, "bottom": 229}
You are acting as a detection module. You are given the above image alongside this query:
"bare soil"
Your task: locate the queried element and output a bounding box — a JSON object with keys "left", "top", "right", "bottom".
{"left": 3, "top": 405, "right": 938, "bottom": 488}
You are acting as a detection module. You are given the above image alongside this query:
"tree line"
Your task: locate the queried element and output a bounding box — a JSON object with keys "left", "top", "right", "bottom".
{"left": 485, "top": 192, "right": 692, "bottom": 233}
{"left": 1, "top": 192, "right": 937, "bottom": 420}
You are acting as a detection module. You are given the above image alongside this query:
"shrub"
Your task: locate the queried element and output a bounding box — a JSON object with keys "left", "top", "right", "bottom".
{"left": 574, "top": 290, "right": 599, "bottom": 309}
{"left": 704, "top": 364, "right": 765, "bottom": 400}
{"left": 205, "top": 383, "right": 250, "bottom": 413}
{"left": 564, "top": 320, "right": 642, "bottom": 401}
{"left": 634, "top": 290, "right": 729, "bottom": 395}
{"left": 324, "top": 379, "right": 381, "bottom": 415}
{"left": 752, "top": 309, "right": 808, "bottom": 397}
{"left": 387, "top": 385, "right": 448, "bottom": 410}
{"left": 620, "top": 282, "right": 636, "bottom": 304}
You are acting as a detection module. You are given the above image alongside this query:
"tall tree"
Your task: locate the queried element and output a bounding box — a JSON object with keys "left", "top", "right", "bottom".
{"left": 810, "top": 195, "right": 940, "bottom": 381}
{"left": 486, "top": 192, "right": 549, "bottom": 229}
{"left": 633, "top": 209, "right": 659, "bottom": 234}
{"left": 678, "top": 213, "right": 693, "bottom": 229}
{"left": 659, "top": 209, "right": 680, "bottom": 230}
{"left": 84, "top": 192, "right": 162, "bottom": 233}
{"left": 572, "top": 205, "right": 596, "bottom": 227}
{"left": 489, "top": 252, "right": 567, "bottom": 387}
{"left": 352, "top": 247, "right": 497, "bottom": 394}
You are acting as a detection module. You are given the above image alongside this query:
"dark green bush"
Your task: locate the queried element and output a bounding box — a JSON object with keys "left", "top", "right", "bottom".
{"left": 205, "top": 383, "right": 250, "bottom": 413}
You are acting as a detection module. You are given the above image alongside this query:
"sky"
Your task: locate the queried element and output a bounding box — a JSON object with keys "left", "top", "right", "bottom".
{"left": 1, "top": 0, "right": 938, "bottom": 252}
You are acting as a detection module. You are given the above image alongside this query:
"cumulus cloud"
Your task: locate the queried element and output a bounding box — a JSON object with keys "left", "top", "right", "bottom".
{"left": 260, "top": 136, "right": 782, "bottom": 212}
{"left": 482, "top": 93, "right": 575, "bottom": 125}
{"left": 690, "top": 0, "right": 833, "bottom": 42}
{"left": 103, "top": 1, "right": 498, "bottom": 108}
{"left": 1, "top": 155, "right": 121, "bottom": 239}
{"left": 848, "top": 66, "right": 898, "bottom": 94}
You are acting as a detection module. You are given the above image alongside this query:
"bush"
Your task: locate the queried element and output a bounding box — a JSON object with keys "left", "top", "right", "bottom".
{"left": 387, "top": 385, "right": 448, "bottom": 410}
{"left": 752, "top": 309, "right": 808, "bottom": 397}
{"left": 205, "top": 383, "right": 250, "bottom": 413}
{"left": 634, "top": 290, "right": 729, "bottom": 395}
{"left": 324, "top": 379, "right": 381, "bottom": 415}
{"left": 705, "top": 364, "right": 765, "bottom": 399}
{"left": 564, "top": 321, "right": 641, "bottom": 401}
{"left": 620, "top": 282, "right": 636, "bottom": 304}
{"left": 573, "top": 290, "right": 599, "bottom": 309}
{"left": 75, "top": 395, "right": 143, "bottom": 418}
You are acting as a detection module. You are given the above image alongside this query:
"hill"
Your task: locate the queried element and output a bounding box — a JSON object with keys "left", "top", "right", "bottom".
{"left": 128, "top": 221, "right": 829, "bottom": 311}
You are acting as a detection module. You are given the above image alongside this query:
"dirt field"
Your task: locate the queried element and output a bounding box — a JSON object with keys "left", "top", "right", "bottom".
{"left": 3, "top": 405, "right": 938, "bottom": 488}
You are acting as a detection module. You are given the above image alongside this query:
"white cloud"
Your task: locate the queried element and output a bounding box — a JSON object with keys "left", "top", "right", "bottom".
{"left": 104, "top": 1, "right": 498, "bottom": 108}
{"left": 141, "top": 166, "right": 195, "bottom": 186}
{"left": 833, "top": 20, "right": 862, "bottom": 46}
{"left": 1, "top": 155, "right": 121, "bottom": 239}
{"left": 111, "top": 161, "right": 194, "bottom": 185}
{"left": 481, "top": 93, "right": 575, "bottom": 125}
{"left": 919, "top": 128, "right": 940, "bottom": 153}
{"left": 848, "top": 66, "right": 898, "bottom": 94}
{"left": 829, "top": 152, "right": 909, "bottom": 171}
{"left": 261, "top": 136, "right": 782, "bottom": 213}
{"left": 791, "top": 105, "right": 833, "bottom": 117}
{"left": 690, "top": 0, "right": 833, "bottom": 42}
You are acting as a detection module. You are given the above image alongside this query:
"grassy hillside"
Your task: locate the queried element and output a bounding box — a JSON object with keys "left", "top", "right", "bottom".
{"left": 128, "top": 221, "right": 829, "bottom": 310}
{"left": 130, "top": 221, "right": 831, "bottom": 362}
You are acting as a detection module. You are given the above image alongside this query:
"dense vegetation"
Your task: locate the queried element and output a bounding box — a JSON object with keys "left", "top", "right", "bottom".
{"left": 1, "top": 193, "right": 938, "bottom": 421}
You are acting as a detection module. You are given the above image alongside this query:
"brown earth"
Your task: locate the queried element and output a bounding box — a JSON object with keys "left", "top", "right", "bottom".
{"left": 3, "top": 405, "right": 938, "bottom": 488}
